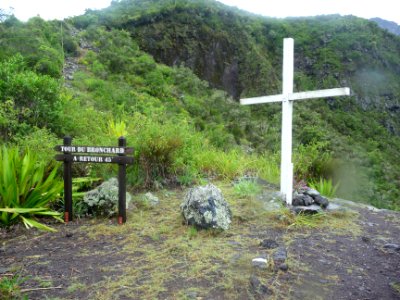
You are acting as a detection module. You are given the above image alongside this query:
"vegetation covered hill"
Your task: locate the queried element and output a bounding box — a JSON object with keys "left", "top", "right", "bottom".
{"left": 0, "top": 0, "right": 400, "bottom": 210}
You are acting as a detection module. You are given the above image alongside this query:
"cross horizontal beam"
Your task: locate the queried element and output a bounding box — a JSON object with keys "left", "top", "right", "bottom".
{"left": 240, "top": 87, "right": 350, "bottom": 105}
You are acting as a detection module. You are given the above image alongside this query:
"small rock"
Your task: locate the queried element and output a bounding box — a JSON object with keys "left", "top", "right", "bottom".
{"left": 292, "top": 194, "right": 314, "bottom": 206}
{"left": 0, "top": 267, "right": 10, "bottom": 274}
{"left": 313, "top": 195, "right": 329, "bottom": 208}
{"left": 249, "top": 275, "right": 271, "bottom": 296}
{"left": 319, "top": 279, "right": 328, "bottom": 284}
{"left": 143, "top": 192, "right": 160, "bottom": 206}
{"left": 304, "top": 189, "right": 320, "bottom": 197}
{"left": 230, "top": 253, "right": 242, "bottom": 263}
{"left": 252, "top": 257, "right": 268, "bottom": 269}
{"left": 279, "top": 263, "right": 289, "bottom": 271}
{"left": 261, "top": 198, "right": 284, "bottom": 211}
{"left": 383, "top": 243, "right": 400, "bottom": 251}
{"left": 273, "top": 247, "right": 287, "bottom": 266}
{"left": 292, "top": 205, "right": 323, "bottom": 214}
{"left": 260, "top": 239, "right": 279, "bottom": 249}
{"left": 361, "top": 236, "right": 371, "bottom": 243}
{"left": 184, "top": 291, "right": 198, "bottom": 300}
{"left": 325, "top": 203, "right": 343, "bottom": 211}
{"left": 227, "top": 240, "right": 241, "bottom": 246}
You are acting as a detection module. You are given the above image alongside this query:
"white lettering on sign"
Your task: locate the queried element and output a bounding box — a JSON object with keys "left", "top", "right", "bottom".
{"left": 57, "top": 145, "right": 130, "bottom": 154}
{"left": 61, "top": 146, "right": 76, "bottom": 152}
{"left": 73, "top": 156, "right": 104, "bottom": 163}
{"left": 84, "top": 147, "right": 124, "bottom": 154}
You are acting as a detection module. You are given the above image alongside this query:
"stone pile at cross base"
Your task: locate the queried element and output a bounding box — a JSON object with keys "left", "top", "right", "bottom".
{"left": 291, "top": 187, "right": 329, "bottom": 214}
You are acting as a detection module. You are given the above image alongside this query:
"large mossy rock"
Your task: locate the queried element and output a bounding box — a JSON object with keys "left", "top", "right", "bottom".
{"left": 84, "top": 178, "right": 131, "bottom": 217}
{"left": 181, "top": 184, "right": 232, "bottom": 230}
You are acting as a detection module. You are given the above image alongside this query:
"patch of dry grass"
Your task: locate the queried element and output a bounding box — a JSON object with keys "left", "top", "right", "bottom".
{"left": 74, "top": 182, "right": 360, "bottom": 299}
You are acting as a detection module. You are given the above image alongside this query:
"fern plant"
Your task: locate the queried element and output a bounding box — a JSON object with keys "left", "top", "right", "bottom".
{"left": 0, "top": 146, "right": 63, "bottom": 231}
{"left": 308, "top": 177, "right": 339, "bottom": 198}
{"left": 108, "top": 119, "right": 127, "bottom": 137}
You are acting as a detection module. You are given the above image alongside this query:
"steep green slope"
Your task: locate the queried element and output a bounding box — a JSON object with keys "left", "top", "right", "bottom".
{"left": 69, "top": 0, "right": 400, "bottom": 207}
{"left": 0, "top": 17, "right": 280, "bottom": 193}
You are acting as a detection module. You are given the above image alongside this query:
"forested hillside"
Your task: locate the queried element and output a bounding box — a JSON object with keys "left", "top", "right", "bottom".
{"left": 1, "top": 0, "right": 399, "bottom": 209}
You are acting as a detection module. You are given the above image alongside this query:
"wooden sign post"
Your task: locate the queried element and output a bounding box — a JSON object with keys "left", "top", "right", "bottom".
{"left": 55, "top": 136, "right": 134, "bottom": 224}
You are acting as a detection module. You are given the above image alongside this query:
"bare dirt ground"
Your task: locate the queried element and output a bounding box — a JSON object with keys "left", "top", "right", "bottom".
{"left": 1, "top": 186, "right": 400, "bottom": 300}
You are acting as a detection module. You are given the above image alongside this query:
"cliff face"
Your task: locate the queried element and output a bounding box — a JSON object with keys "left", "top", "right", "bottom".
{"left": 119, "top": 5, "right": 280, "bottom": 99}
{"left": 69, "top": 0, "right": 400, "bottom": 141}
{"left": 93, "top": 2, "right": 400, "bottom": 134}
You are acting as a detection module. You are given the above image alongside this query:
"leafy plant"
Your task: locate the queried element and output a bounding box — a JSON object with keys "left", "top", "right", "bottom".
{"left": 0, "top": 274, "right": 28, "bottom": 300}
{"left": 108, "top": 119, "right": 128, "bottom": 138}
{"left": 0, "top": 146, "right": 63, "bottom": 231}
{"left": 233, "top": 179, "right": 262, "bottom": 198}
{"left": 309, "top": 177, "right": 340, "bottom": 198}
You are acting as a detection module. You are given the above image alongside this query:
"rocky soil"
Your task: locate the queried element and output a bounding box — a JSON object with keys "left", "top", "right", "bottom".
{"left": 1, "top": 186, "right": 399, "bottom": 299}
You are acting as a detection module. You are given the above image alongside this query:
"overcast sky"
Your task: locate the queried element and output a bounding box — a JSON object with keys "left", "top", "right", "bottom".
{"left": 1, "top": 0, "right": 399, "bottom": 24}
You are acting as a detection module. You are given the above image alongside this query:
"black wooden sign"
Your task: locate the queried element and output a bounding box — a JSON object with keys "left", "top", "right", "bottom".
{"left": 55, "top": 136, "right": 134, "bottom": 224}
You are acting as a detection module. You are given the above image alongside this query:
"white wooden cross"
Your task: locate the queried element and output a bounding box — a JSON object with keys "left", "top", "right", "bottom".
{"left": 240, "top": 38, "right": 350, "bottom": 205}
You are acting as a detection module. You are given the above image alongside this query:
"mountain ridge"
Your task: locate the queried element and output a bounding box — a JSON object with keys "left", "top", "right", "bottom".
{"left": 371, "top": 17, "right": 400, "bottom": 36}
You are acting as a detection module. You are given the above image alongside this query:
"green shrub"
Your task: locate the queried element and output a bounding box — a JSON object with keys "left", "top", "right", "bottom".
{"left": 0, "top": 274, "right": 28, "bottom": 300}
{"left": 0, "top": 146, "right": 63, "bottom": 231}
{"left": 233, "top": 180, "right": 262, "bottom": 198}
{"left": 293, "top": 141, "right": 333, "bottom": 180}
{"left": 12, "top": 127, "right": 59, "bottom": 165}
{"left": 130, "top": 114, "right": 201, "bottom": 188}
{"left": 0, "top": 55, "right": 63, "bottom": 133}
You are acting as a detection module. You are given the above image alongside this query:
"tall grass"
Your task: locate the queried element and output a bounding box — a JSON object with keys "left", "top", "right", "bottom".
{"left": 194, "top": 149, "right": 280, "bottom": 184}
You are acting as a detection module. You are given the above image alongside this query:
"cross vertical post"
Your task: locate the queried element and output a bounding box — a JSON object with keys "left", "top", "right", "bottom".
{"left": 281, "top": 38, "right": 294, "bottom": 205}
